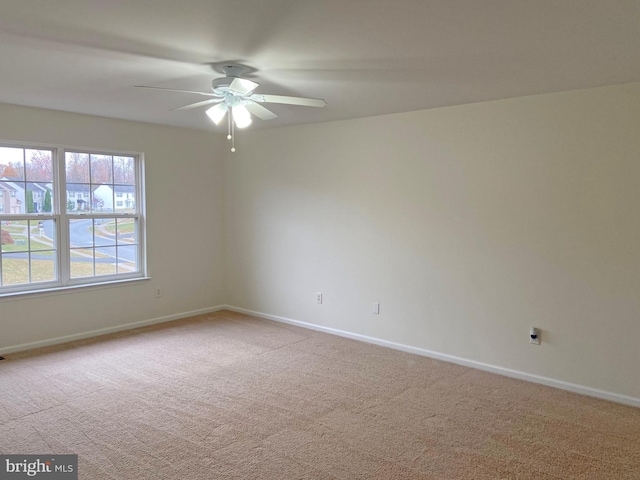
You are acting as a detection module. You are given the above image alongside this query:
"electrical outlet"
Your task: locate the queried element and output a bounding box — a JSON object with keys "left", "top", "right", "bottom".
{"left": 155, "top": 288, "right": 162, "bottom": 298}
{"left": 530, "top": 327, "right": 541, "bottom": 345}
{"left": 316, "top": 292, "right": 322, "bottom": 304}
{"left": 372, "top": 302, "right": 380, "bottom": 314}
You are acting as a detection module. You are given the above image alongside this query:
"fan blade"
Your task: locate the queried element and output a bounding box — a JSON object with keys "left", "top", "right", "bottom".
{"left": 245, "top": 102, "right": 278, "bottom": 120}
{"left": 205, "top": 103, "right": 228, "bottom": 125}
{"left": 171, "top": 98, "right": 223, "bottom": 111}
{"left": 251, "top": 94, "right": 326, "bottom": 108}
{"left": 228, "top": 78, "right": 259, "bottom": 95}
{"left": 135, "top": 85, "right": 218, "bottom": 97}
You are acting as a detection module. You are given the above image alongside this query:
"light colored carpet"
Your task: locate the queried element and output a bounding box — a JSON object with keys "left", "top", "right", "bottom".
{"left": 1, "top": 310, "right": 639, "bottom": 479}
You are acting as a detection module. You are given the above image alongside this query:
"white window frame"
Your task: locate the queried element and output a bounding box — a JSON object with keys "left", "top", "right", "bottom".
{"left": 0, "top": 141, "right": 147, "bottom": 297}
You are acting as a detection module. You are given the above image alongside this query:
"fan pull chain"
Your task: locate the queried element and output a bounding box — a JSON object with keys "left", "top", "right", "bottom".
{"left": 231, "top": 116, "right": 236, "bottom": 153}
{"left": 229, "top": 108, "right": 236, "bottom": 152}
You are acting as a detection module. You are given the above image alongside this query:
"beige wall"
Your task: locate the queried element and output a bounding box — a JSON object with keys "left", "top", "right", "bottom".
{"left": 0, "top": 103, "right": 226, "bottom": 349}
{"left": 224, "top": 83, "right": 640, "bottom": 399}
{"left": 2, "top": 83, "right": 639, "bottom": 401}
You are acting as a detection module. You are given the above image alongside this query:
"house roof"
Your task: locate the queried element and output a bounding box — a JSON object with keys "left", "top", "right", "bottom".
{"left": 113, "top": 185, "right": 136, "bottom": 194}
{"left": 0, "top": 179, "right": 22, "bottom": 192}
{"left": 0, "top": 179, "right": 53, "bottom": 192}
{"left": 29, "top": 182, "right": 53, "bottom": 193}
{"left": 0, "top": 1, "right": 638, "bottom": 131}
{"left": 66, "top": 184, "right": 92, "bottom": 193}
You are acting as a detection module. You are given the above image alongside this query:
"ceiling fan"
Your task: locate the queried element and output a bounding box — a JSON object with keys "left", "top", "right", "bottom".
{"left": 136, "top": 64, "right": 326, "bottom": 152}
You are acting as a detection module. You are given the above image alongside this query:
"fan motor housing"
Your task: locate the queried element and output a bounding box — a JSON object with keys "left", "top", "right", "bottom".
{"left": 212, "top": 77, "right": 233, "bottom": 94}
{"left": 211, "top": 64, "right": 251, "bottom": 94}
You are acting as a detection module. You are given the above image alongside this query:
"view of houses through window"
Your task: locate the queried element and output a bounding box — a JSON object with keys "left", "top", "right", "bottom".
{"left": 0, "top": 144, "right": 145, "bottom": 293}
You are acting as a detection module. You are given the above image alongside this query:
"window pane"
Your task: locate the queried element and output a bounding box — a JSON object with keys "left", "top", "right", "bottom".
{"left": 25, "top": 149, "right": 53, "bottom": 182}
{"left": 29, "top": 220, "right": 55, "bottom": 251}
{"left": 30, "top": 255, "right": 56, "bottom": 283}
{"left": 70, "top": 248, "right": 94, "bottom": 278}
{"left": 114, "top": 156, "right": 135, "bottom": 185}
{"left": 95, "top": 247, "right": 117, "bottom": 276}
{"left": 1, "top": 252, "right": 29, "bottom": 285}
{"left": 94, "top": 218, "right": 115, "bottom": 247}
{"left": 65, "top": 152, "right": 90, "bottom": 183}
{"left": 25, "top": 182, "right": 53, "bottom": 214}
{"left": 91, "top": 186, "right": 114, "bottom": 213}
{"left": 0, "top": 222, "right": 14, "bottom": 249}
{"left": 69, "top": 219, "right": 93, "bottom": 248}
{"left": 114, "top": 185, "right": 135, "bottom": 211}
{"left": 117, "top": 218, "right": 136, "bottom": 245}
{"left": 117, "top": 245, "right": 137, "bottom": 273}
{"left": 91, "top": 154, "right": 113, "bottom": 184}
{"left": 1, "top": 220, "right": 28, "bottom": 252}
{"left": 0, "top": 147, "right": 25, "bottom": 180}
{"left": 0, "top": 179, "right": 26, "bottom": 215}
{"left": 66, "top": 184, "right": 91, "bottom": 212}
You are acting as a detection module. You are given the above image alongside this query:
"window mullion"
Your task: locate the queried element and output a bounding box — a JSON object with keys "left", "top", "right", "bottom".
{"left": 136, "top": 156, "right": 146, "bottom": 276}
{"left": 55, "top": 147, "right": 68, "bottom": 285}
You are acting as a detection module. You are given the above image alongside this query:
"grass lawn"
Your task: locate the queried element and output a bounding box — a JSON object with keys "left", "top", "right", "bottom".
{"left": 101, "top": 219, "right": 135, "bottom": 235}
{"left": 2, "top": 258, "right": 55, "bottom": 285}
{"left": 1, "top": 225, "right": 27, "bottom": 234}
{"left": 1, "top": 235, "right": 53, "bottom": 254}
{"left": 1, "top": 258, "right": 136, "bottom": 286}
{"left": 69, "top": 259, "right": 136, "bottom": 277}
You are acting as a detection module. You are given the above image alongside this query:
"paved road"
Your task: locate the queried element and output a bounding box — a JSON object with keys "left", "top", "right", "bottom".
{"left": 37, "top": 218, "right": 136, "bottom": 263}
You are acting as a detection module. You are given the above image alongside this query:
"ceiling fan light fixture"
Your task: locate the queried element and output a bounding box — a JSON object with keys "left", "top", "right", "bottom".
{"left": 138, "top": 62, "right": 326, "bottom": 153}
{"left": 205, "top": 103, "right": 227, "bottom": 124}
{"left": 232, "top": 104, "right": 252, "bottom": 128}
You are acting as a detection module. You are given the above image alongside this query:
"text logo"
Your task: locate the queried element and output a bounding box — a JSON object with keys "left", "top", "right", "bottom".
{"left": 0, "top": 455, "right": 77, "bottom": 479}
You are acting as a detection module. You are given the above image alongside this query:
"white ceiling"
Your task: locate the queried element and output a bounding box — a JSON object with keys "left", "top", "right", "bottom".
{"left": 1, "top": 1, "right": 639, "bottom": 131}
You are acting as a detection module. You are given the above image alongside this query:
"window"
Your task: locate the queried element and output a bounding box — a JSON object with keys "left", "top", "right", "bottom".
{"left": 0, "top": 144, "right": 146, "bottom": 295}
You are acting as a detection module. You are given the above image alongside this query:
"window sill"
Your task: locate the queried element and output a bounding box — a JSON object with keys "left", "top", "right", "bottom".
{"left": 0, "top": 276, "right": 152, "bottom": 302}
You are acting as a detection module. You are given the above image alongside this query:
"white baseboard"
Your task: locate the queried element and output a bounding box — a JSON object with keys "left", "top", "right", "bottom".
{"left": 223, "top": 305, "right": 640, "bottom": 409}
{"left": 0, "top": 305, "right": 226, "bottom": 356}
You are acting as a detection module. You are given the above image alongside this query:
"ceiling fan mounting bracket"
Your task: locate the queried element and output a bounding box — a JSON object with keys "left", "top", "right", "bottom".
{"left": 220, "top": 64, "right": 248, "bottom": 78}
